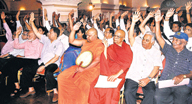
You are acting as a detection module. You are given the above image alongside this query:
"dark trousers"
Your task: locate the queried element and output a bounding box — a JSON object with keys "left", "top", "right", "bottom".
{"left": 21, "top": 63, "right": 58, "bottom": 91}
{"left": 155, "top": 85, "right": 192, "bottom": 104}
{"left": 0, "top": 55, "right": 15, "bottom": 69}
{"left": 0, "top": 57, "right": 38, "bottom": 93}
{"left": 45, "top": 64, "right": 58, "bottom": 90}
{"left": 124, "top": 79, "right": 156, "bottom": 104}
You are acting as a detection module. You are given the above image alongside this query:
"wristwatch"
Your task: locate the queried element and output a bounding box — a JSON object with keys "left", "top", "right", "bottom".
{"left": 183, "top": 75, "right": 187, "bottom": 79}
{"left": 147, "top": 76, "right": 152, "bottom": 81}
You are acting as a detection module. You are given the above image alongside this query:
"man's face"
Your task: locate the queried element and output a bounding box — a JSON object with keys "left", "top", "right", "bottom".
{"left": 47, "top": 29, "right": 57, "bottom": 41}
{"left": 113, "top": 32, "right": 124, "bottom": 46}
{"left": 86, "top": 31, "right": 96, "bottom": 42}
{"left": 172, "top": 24, "right": 180, "bottom": 32}
{"left": 104, "top": 28, "right": 112, "bottom": 38}
{"left": 142, "top": 34, "right": 154, "bottom": 49}
{"left": 28, "top": 31, "right": 36, "bottom": 41}
{"left": 184, "top": 26, "right": 192, "bottom": 37}
{"left": 172, "top": 37, "right": 185, "bottom": 50}
{"left": 22, "top": 31, "right": 28, "bottom": 40}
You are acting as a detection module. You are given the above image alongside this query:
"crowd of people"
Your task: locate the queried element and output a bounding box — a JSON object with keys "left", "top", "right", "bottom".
{"left": 0, "top": 1, "right": 192, "bottom": 104}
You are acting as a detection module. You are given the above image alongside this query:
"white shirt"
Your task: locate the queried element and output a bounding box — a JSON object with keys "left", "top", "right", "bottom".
{"left": 125, "top": 38, "right": 162, "bottom": 83}
{"left": 38, "top": 35, "right": 64, "bottom": 66}
{"left": 57, "top": 34, "right": 69, "bottom": 51}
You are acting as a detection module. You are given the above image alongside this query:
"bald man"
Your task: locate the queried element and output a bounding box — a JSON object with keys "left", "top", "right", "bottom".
{"left": 89, "top": 30, "right": 133, "bottom": 104}
{"left": 57, "top": 22, "right": 104, "bottom": 104}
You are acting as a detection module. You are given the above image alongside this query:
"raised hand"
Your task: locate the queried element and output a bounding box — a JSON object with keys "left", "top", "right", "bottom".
{"left": 132, "top": 11, "right": 141, "bottom": 23}
{"left": 69, "top": 9, "right": 74, "bottom": 16}
{"left": 52, "top": 12, "right": 56, "bottom": 18}
{"left": 73, "top": 22, "right": 82, "bottom": 31}
{"left": 94, "top": 13, "right": 100, "bottom": 20}
{"left": 30, "top": 12, "right": 35, "bottom": 22}
{"left": 16, "top": 11, "right": 20, "bottom": 20}
{"left": 147, "top": 11, "right": 155, "bottom": 18}
{"left": 165, "top": 8, "right": 175, "bottom": 18}
{"left": 16, "top": 26, "right": 22, "bottom": 36}
{"left": 155, "top": 10, "right": 164, "bottom": 23}
{"left": 1, "top": 11, "right": 6, "bottom": 20}
{"left": 110, "top": 11, "right": 115, "bottom": 17}
{"left": 176, "top": 6, "right": 182, "bottom": 13}
{"left": 55, "top": 13, "right": 59, "bottom": 20}
{"left": 185, "top": 1, "right": 192, "bottom": 12}
{"left": 121, "top": 11, "right": 129, "bottom": 18}
{"left": 44, "top": 8, "right": 48, "bottom": 20}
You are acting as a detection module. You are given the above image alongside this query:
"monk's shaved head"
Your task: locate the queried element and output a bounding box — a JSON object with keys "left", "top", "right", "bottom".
{"left": 115, "top": 30, "right": 125, "bottom": 38}
{"left": 86, "top": 28, "right": 98, "bottom": 42}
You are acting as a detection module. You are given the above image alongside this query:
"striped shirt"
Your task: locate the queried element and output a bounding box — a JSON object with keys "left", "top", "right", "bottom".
{"left": 160, "top": 43, "right": 192, "bottom": 84}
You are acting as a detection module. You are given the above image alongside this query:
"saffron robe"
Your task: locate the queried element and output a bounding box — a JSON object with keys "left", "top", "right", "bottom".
{"left": 58, "top": 39, "right": 104, "bottom": 104}
{"left": 89, "top": 42, "right": 133, "bottom": 104}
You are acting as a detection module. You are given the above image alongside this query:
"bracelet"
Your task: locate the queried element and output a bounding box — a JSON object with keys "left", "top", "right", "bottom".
{"left": 187, "top": 12, "right": 190, "bottom": 14}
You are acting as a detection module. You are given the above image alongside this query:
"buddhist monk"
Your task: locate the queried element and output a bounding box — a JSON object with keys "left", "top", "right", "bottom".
{"left": 57, "top": 22, "right": 104, "bottom": 104}
{"left": 89, "top": 30, "right": 133, "bottom": 104}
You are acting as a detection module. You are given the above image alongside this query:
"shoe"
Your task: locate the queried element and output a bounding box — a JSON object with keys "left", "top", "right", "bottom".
{"left": 10, "top": 88, "right": 21, "bottom": 97}
{"left": 20, "top": 90, "right": 36, "bottom": 98}
{"left": 52, "top": 93, "right": 58, "bottom": 103}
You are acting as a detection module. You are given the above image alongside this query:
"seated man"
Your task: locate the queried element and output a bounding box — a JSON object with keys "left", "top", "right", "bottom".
{"left": 19, "top": 12, "right": 64, "bottom": 103}
{"left": 89, "top": 30, "right": 133, "bottom": 104}
{"left": 124, "top": 12, "right": 162, "bottom": 104}
{"left": 57, "top": 23, "right": 104, "bottom": 104}
{"left": 0, "top": 27, "right": 43, "bottom": 96}
{"left": 155, "top": 10, "right": 192, "bottom": 104}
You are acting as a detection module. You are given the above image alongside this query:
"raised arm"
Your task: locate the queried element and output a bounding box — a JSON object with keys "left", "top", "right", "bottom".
{"left": 93, "top": 13, "right": 104, "bottom": 39}
{"left": 16, "top": 11, "right": 23, "bottom": 31}
{"left": 174, "top": 6, "right": 182, "bottom": 21}
{"left": 68, "top": 9, "right": 74, "bottom": 31}
{"left": 29, "top": 12, "right": 42, "bottom": 39}
{"left": 23, "top": 15, "right": 32, "bottom": 30}
{"left": 155, "top": 10, "right": 165, "bottom": 49}
{"left": 129, "top": 11, "right": 140, "bottom": 46}
{"left": 69, "top": 22, "right": 85, "bottom": 46}
{"left": 52, "top": 12, "right": 56, "bottom": 27}
{"left": 164, "top": 8, "right": 175, "bottom": 38}
{"left": 1, "top": 12, "right": 12, "bottom": 41}
{"left": 109, "top": 11, "right": 115, "bottom": 28}
{"left": 139, "top": 11, "right": 155, "bottom": 35}
{"left": 55, "top": 13, "right": 62, "bottom": 28}
{"left": 185, "top": 1, "right": 192, "bottom": 23}
{"left": 14, "top": 27, "right": 25, "bottom": 49}
{"left": 44, "top": 8, "right": 51, "bottom": 31}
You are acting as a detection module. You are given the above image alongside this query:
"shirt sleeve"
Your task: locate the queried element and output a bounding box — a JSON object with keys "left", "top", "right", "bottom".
{"left": 55, "top": 42, "right": 64, "bottom": 57}
{"left": 14, "top": 38, "right": 26, "bottom": 49}
{"left": 161, "top": 42, "right": 170, "bottom": 56}
{"left": 39, "top": 35, "right": 49, "bottom": 44}
{"left": 120, "top": 19, "right": 129, "bottom": 44}
{"left": 173, "top": 14, "right": 178, "bottom": 22}
{"left": 45, "top": 20, "right": 51, "bottom": 31}
{"left": 3, "top": 23, "right": 12, "bottom": 41}
{"left": 94, "top": 22, "right": 104, "bottom": 40}
{"left": 153, "top": 49, "right": 162, "bottom": 67}
{"left": 163, "top": 20, "right": 175, "bottom": 40}
{"left": 116, "top": 19, "right": 120, "bottom": 28}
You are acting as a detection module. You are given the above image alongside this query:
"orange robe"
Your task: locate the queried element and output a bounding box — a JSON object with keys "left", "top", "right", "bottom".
{"left": 58, "top": 39, "right": 104, "bottom": 104}
{"left": 89, "top": 42, "right": 133, "bottom": 104}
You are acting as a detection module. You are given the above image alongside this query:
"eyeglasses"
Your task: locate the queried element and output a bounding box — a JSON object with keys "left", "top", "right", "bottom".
{"left": 104, "top": 31, "right": 110, "bottom": 34}
{"left": 22, "top": 33, "right": 28, "bottom": 36}
{"left": 114, "top": 34, "right": 123, "bottom": 38}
